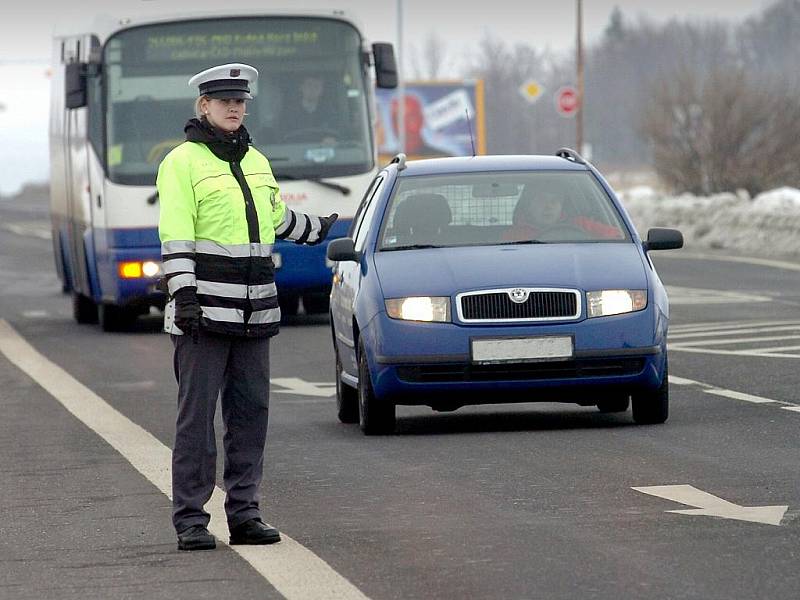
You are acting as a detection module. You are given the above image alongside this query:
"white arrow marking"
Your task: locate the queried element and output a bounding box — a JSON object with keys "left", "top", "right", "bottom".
{"left": 632, "top": 485, "right": 788, "bottom": 526}
{"left": 271, "top": 377, "right": 336, "bottom": 397}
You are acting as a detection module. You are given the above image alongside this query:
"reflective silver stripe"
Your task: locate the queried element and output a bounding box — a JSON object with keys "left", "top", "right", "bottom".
{"left": 167, "top": 273, "right": 197, "bottom": 295}
{"left": 163, "top": 258, "right": 196, "bottom": 275}
{"left": 306, "top": 215, "right": 323, "bottom": 242}
{"left": 290, "top": 212, "right": 311, "bottom": 240}
{"left": 250, "top": 283, "right": 278, "bottom": 299}
{"left": 201, "top": 306, "right": 245, "bottom": 323}
{"left": 195, "top": 281, "right": 277, "bottom": 300}
{"left": 249, "top": 308, "right": 281, "bottom": 324}
{"left": 196, "top": 240, "right": 251, "bottom": 257}
{"left": 161, "top": 240, "right": 196, "bottom": 255}
{"left": 274, "top": 210, "right": 292, "bottom": 236}
{"left": 197, "top": 280, "right": 247, "bottom": 299}
{"left": 195, "top": 240, "right": 273, "bottom": 258}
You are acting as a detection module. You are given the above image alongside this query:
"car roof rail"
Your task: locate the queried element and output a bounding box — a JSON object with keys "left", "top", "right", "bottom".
{"left": 389, "top": 153, "right": 407, "bottom": 171}
{"left": 555, "top": 147, "right": 586, "bottom": 165}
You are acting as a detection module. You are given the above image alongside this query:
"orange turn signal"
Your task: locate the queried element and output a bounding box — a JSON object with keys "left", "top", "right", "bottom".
{"left": 118, "top": 262, "right": 143, "bottom": 279}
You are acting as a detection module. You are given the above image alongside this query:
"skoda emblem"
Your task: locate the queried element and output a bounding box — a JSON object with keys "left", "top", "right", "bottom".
{"left": 508, "top": 288, "right": 529, "bottom": 303}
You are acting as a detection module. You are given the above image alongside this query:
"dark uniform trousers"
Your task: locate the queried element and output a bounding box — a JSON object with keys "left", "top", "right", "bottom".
{"left": 171, "top": 329, "right": 270, "bottom": 533}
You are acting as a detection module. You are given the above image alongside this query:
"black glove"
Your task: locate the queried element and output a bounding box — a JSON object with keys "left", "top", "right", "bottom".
{"left": 308, "top": 213, "right": 339, "bottom": 245}
{"left": 173, "top": 287, "right": 202, "bottom": 343}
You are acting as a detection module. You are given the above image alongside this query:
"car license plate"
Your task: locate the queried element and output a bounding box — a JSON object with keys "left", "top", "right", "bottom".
{"left": 471, "top": 336, "right": 573, "bottom": 363}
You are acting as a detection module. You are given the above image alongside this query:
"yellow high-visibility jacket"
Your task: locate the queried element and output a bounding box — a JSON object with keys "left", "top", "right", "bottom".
{"left": 157, "top": 141, "right": 325, "bottom": 337}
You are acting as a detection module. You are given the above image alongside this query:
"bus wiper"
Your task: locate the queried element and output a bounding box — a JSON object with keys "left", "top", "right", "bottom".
{"left": 496, "top": 239, "right": 545, "bottom": 245}
{"left": 382, "top": 243, "right": 443, "bottom": 251}
{"left": 276, "top": 174, "right": 350, "bottom": 196}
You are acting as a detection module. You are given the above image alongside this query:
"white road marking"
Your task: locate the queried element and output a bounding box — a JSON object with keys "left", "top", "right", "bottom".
{"left": 632, "top": 484, "right": 788, "bottom": 526}
{"left": 668, "top": 375, "right": 704, "bottom": 386}
{"left": 660, "top": 252, "right": 800, "bottom": 273}
{"left": 669, "top": 320, "right": 800, "bottom": 359}
{"left": 666, "top": 286, "right": 771, "bottom": 305}
{"left": 0, "top": 319, "right": 368, "bottom": 600}
{"left": 1, "top": 223, "right": 52, "bottom": 240}
{"left": 669, "top": 325, "right": 800, "bottom": 340}
{"left": 21, "top": 310, "right": 49, "bottom": 318}
{"left": 670, "top": 372, "right": 800, "bottom": 412}
{"left": 704, "top": 388, "right": 777, "bottom": 404}
{"left": 272, "top": 377, "right": 336, "bottom": 397}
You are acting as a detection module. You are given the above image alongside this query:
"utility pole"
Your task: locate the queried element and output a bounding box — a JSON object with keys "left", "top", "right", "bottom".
{"left": 576, "top": 0, "right": 584, "bottom": 154}
{"left": 396, "top": 0, "right": 406, "bottom": 155}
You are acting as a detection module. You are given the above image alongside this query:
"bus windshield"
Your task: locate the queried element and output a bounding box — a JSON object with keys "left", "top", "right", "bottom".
{"left": 103, "top": 17, "right": 373, "bottom": 185}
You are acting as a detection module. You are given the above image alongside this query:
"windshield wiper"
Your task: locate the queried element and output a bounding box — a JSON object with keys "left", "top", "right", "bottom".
{"left": 381, "top": 244, "right": 443, "bottom": 251}
{"left": 496, "top": 239, "right": 546, "bottom": 245}
{"left": 276, "top": 174, "right": 350, "bottom": 196}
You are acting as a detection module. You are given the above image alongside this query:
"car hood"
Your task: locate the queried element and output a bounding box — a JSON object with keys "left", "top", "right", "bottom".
{"left": 374, "top": 243, "right": 648, "bottom": 297}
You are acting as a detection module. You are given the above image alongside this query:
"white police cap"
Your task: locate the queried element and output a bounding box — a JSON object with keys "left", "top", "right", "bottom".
{"left": 188, "top": 63, "right": 258, "bottom": 99}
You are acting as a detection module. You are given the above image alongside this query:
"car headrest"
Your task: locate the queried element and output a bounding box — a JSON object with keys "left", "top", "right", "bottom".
{"left": 393, "top": 193, "right": 452, "bottom": 237}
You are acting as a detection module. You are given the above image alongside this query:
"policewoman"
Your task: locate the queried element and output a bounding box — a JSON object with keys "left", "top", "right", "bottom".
{"left": 157, "top": 63, "right": 337, "bottom": 551}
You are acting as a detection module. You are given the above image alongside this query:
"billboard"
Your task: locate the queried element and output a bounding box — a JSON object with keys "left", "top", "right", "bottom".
{"left": 376, "top": 80, "right": 486, "bottom": 163}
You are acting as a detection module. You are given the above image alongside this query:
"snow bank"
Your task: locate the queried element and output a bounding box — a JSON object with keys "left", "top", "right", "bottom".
{"left": 618, "top": 186, "right": 800, "bottom": 258}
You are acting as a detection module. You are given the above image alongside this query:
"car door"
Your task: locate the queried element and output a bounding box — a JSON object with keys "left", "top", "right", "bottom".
{"left": 333, "top": 175, "right": 386, "bottom": 375}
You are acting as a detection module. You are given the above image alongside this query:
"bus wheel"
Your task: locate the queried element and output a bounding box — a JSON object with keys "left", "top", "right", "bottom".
{"left": 302, "top": 293, "right": 330, "bottom": 314}
{"left": 99, "top": 303, "right": 136, "bottom": 332}
{"left": 279, "top": 294, "right": 300, "bottom": 318}
{"left": 72, "top": 292, "right": 99, "bottom": 324}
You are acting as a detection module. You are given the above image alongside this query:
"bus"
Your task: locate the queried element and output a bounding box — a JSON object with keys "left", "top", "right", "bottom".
{"left": 50, "top": 10, "right": 397, "bottom": 330}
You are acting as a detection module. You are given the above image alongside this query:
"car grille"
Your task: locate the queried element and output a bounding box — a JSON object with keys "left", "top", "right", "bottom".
{"left": 458, "top": 288, "right": 580, "bottom": 322}
{"left": 396, "top": 357, "right": 646, "bottom": 383}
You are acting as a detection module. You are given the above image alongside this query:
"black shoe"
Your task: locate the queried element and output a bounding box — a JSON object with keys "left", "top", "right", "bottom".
{"left": 177, "top": 525, "right": 216, "bottom": 551}
{"left": 229, "top": 518, "right": 281, "bottom": 545}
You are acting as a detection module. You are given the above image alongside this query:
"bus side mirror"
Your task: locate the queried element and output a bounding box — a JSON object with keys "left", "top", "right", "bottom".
{"left": 372, "top": 43, "right": 398, "bottom": 89}
{"left": 65, "top": 62, "right": 87, "bottom": 109}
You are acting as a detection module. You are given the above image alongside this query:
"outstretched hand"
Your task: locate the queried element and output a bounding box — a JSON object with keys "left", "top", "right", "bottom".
{"left": 309, "top": 213, "right": 339, "bottom": 245}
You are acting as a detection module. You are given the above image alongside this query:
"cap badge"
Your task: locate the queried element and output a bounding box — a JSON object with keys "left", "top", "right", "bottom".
{"left": 230, "top": 69, "right": 241, "bottom": 77}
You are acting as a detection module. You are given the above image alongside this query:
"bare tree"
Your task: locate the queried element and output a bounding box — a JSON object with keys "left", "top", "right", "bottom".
{"left": 410, "top": 32, "right": 450, "bottom": 80}
{"left": 641, "top": 63, "right": 800, "bottom": 195}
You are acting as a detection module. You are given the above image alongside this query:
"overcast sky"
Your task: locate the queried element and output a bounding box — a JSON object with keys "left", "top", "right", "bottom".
{"left": 0, "top": 0, "right": 773, "bottom": 194}
{"left": 1, "top": 0, "right": 771, "bottom": 68}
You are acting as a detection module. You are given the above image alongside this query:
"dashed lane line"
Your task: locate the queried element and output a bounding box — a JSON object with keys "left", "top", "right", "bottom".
{"left": 0, "top": 319, "right": 369, "bottom": 600}
{"left": 669, "top": 375, "right": 800, "bottom": 411}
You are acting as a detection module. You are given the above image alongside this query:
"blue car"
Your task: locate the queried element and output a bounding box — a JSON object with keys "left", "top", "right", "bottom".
{"left": 327, "top": 149, "right": 683, "bottom": 434}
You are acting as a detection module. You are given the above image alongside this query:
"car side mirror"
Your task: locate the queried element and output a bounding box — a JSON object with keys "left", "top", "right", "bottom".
{"left": 372, "top": 42, "right": 398, "bottom": 89}
{"left": 327, "top": 237, "right": 359, "bottom": 262}
{"left": 643, "top": 228, "right": 683, "bottom": 251}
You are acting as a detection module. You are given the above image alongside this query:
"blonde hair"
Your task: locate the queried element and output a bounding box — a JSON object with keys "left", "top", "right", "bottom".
{"left": 194, "top": 95, "right": 209, "bottom": 119}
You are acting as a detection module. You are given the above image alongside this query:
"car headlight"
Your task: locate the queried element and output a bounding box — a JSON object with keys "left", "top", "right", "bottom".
{"left": 385, "top": 297, "right": 451, "bottom": 322}
{"left": 586, "top": 290, "right": 647, "bottom": 318}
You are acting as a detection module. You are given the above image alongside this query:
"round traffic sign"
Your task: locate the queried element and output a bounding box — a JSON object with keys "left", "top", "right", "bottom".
{"left": 555, "top": 86, "right": 579, "bottom": 117}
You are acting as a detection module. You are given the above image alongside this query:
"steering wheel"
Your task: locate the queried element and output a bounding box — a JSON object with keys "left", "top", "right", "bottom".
{"left": 281, "top": 127, "right": 338, "bottom": 143}
{"left": 537, "top": 223, "right": 593, "bottom": 241}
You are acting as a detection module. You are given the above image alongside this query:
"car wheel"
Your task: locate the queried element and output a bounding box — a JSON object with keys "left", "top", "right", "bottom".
{"left": 358, "top": 340, "right": 395, "bottom": 435}
{"left": 597, "top": 396, "right": 630, "bottom": 413}
{"left": 72, "top": 292, "right": 98, "bottom": 324}
{"left": 632, "top": 357, "right": 669, "bottom": 424}
{"left": 335, "top": 348, "right": 359, "bottom": 424}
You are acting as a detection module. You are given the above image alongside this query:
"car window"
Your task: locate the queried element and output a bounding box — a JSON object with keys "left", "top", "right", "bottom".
{"left": 348, "top": 175, "right": 383, "bottom": 238}
{"left": 378, "top": 171, "right": 630, "bottom": 249}
{"left": 354, "top": 177, "right": 386, "bottom": 252}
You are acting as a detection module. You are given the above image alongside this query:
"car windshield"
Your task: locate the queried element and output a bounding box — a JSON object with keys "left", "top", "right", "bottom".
{"left": 378, "top": 171, "right": 630, "bottom": 250}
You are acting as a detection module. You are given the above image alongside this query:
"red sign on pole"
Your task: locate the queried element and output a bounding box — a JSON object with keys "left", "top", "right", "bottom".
{"left": 555, "top": 86, "right": 579, "bottom": 118}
